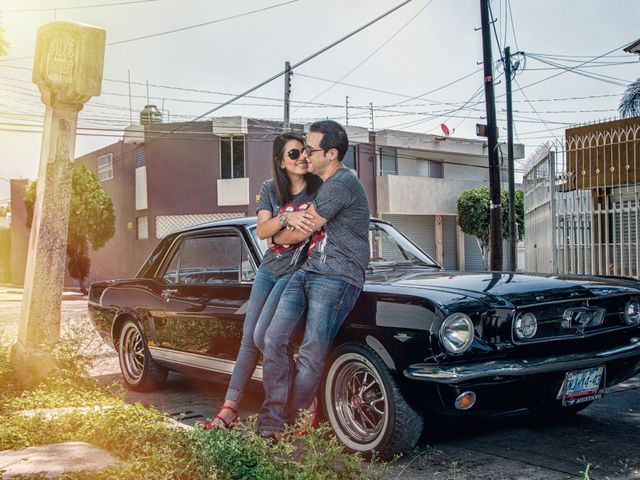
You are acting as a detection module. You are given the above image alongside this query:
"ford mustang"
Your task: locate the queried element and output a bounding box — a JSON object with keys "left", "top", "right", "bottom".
{"left": 88, "top": 217, "right": 640, "bottom": 457}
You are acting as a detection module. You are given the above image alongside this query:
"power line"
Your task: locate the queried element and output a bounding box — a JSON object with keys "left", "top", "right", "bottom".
{"left": 294, "top": 0, "right": 434, "bottom": 110}
{"left": 0, "top": 0, "right": 299, "bottom": 63}
{"left": 525, "top": 53, "right": 631, "bottom": 87}
{"left": 2, "top": 0, "right": 161, "bottom": 13}
{"left": 506, "top": 41, "right": 634, "bottom": 96}
{"left": 107, "top": 0, "right": 298, "bottom": 47}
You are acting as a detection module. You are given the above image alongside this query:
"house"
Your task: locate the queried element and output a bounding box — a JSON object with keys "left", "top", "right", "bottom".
{"left": 10, "top": 113, "right": 525, "bottom": 286}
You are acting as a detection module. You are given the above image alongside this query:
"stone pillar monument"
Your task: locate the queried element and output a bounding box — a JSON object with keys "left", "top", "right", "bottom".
{"left": 11, "top": 21, "right": 105, "bottom": 382}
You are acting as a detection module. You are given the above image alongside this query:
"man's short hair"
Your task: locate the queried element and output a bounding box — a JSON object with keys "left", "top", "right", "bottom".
{"left": 309, "top": 120, "right": 349, "bottom": 162}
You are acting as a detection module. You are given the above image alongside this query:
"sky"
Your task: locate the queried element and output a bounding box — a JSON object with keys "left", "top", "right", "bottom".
{"left": 0, "top": 0, "right": 639, "bottom": 205}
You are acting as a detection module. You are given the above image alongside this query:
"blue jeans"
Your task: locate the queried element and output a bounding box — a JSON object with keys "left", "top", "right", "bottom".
{"left": 256, "top": 269, "right": 361, "bottom": 432}
{"left": 225, "top": 269, "right": 292, "bottom": 403}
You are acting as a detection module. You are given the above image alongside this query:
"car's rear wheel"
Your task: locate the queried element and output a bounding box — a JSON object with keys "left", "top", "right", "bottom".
{"left": 118, "top": 320, "right": 167, "bottom": 391}
{"left": 321, "top": 343, "right": 423, "bottom": 459}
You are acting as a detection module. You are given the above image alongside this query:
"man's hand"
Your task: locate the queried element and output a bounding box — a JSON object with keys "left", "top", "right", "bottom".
{"left": 274, "top": 205, "right": 327, "bottom": 245}
{"left": 285, "top": 210, "right": 316, "bottom": 234}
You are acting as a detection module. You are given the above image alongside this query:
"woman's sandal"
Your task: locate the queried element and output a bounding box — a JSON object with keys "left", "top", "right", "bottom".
{"left": 197, "top": 405, "right": 238, "bottom": 430}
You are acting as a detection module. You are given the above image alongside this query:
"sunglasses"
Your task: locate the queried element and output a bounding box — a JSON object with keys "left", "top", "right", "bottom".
{"left": 286, "top": 148, "right": 303, "bottom": 160}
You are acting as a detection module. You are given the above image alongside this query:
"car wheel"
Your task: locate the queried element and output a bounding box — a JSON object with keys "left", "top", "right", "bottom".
{"left": 321, "top": 343, "right": 424, "bottom": 459}
{"left": 118, "top": 320, "right": 167, "bottom": 391}
{"left": 529, "top": 400, "right": 593, "bottom": 419}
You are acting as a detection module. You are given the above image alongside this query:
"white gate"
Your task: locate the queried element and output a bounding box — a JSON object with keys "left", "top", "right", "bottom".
{"left": 523, "top": 122, "right": 640, "bottom": 278}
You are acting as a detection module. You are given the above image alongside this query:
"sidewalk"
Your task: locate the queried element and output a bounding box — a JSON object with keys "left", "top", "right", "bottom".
{"left": 0, "top": 290, "right": 124, "bottom": 478}
{"left": 0, "top": 285, "right": 87, "bottom": 303}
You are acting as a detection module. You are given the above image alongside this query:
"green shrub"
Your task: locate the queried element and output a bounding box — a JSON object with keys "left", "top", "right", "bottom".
{"left": 0, "top": 336, "right": 381, "bottom": 479}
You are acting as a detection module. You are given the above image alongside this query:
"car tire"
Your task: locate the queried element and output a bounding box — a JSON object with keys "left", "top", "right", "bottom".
{"left": 321, "top": 343, "right": 424, "bottom": 459}
{"left": 529, "top": 400, "right": 593, "bottom": 419}
{"left": 118, "top": 319, "right": 167, "bottom": 391}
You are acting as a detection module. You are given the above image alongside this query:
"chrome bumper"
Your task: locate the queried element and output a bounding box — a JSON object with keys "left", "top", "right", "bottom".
{"left": 404, "top": 338, "right": 640, "bottom": 384}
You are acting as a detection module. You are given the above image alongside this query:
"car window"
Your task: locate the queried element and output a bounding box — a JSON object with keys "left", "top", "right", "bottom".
{"left": 162, "top": 244, "right": 181, "bottom": 283}
{"left": 162, "top": 234, "right": 249, "bottom": 284}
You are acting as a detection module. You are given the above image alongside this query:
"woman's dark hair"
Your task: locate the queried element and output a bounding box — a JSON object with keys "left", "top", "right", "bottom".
{"left": 309, "top": 119, "right": 349, "bottom": 162}
{"left": 272, "top": 132, "right": 322, "bottom": 205}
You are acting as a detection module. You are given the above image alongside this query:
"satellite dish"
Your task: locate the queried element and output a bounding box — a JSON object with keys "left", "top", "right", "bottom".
{"left": 441, "top": 123, "right": 451, "bottom": 136}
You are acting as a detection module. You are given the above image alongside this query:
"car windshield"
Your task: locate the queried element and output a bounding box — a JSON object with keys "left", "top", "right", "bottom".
{"left": 248, "top": 222, "right": 439, "bottom": 269}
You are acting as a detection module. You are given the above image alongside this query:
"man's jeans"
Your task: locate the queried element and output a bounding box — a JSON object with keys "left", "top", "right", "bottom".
{"left": 256, "top": 269, "right": 361, "bottom": 432}
{"left": 225, "top": 269, "right": 292, "bottom": 404}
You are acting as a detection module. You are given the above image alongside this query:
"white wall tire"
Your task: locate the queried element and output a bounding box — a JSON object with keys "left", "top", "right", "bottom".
{"left": 322, "top": 343, "right": 423, "bottom": 459}
{"left": 118, "top": 320, "right": 167, "bottom": 391}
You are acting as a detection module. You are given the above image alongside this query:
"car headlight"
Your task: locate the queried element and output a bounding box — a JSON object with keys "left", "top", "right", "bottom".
{"left": 623, "top": 298, "right": 640, "bottom": 326}
{"left": 440, "top": 313, "right": 474, "bottom": 354}
{"left": 514, "top": 311, "right": 538, "bottom": 339}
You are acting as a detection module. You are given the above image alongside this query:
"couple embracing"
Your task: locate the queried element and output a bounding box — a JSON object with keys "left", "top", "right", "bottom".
{"left": 201, "top": 120, "right": 370, "bottom": 437}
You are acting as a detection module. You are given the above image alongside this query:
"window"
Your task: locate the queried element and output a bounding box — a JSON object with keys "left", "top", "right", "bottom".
{"left": 98, "top": 153, "right": 113, "bottom": 181}
{"left": 429, "top": 160, "right": 443, "bottom": 179}
{"left": 343, "top": 145, "right": 358, "bottom": 171}
{"left": 137, "top": 216, "right": 149, "bottom": 240}
{"left": 162, "top": 233, "right": 252, "bottom": 284}
{"left": 220, "top": 136, "right": 245, "bottom": 179}
{"left": 380, "top": 147, "right": 397, "bottom": 176}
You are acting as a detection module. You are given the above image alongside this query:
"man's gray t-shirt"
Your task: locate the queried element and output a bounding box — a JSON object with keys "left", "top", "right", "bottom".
{"left": 257, "top": 179, "right": 315, "bottom": 276}
{"left": 303, "top": 168, "right": 370, "bottom": 288}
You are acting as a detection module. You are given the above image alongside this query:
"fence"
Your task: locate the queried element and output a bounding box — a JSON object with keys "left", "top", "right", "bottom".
{"left": 523, "top": 122, "right": 640, "bottom": 278}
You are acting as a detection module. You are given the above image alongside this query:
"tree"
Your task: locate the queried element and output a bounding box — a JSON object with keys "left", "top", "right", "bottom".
{"left": 25, "top": 165, "right": 115, "bottom": 293}
{"left": 619, "top": 78, "right": 640, "bottom": 118}
{"left": 457, "top": 187, "right": 525, "bottom": 270}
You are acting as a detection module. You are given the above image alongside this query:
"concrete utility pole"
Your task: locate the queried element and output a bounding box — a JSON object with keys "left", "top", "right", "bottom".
{"left": 11, "top": 21, "right": 105, "bottom": 383}
{"left": 480, "top": 0, "right": 502, "bottom": 270}
{"left": 283, "top": 61, "right": 291, "bottom": 130}
{"left": 505, "top": 46, "right": 517, "bottom": 272}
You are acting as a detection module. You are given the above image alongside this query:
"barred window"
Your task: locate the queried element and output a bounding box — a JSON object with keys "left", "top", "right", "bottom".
{"left": 137, "top": 216, "right": 149, "bottom": 240}
{"left": 136, "top": 148, "right": 145, "bottom": 167}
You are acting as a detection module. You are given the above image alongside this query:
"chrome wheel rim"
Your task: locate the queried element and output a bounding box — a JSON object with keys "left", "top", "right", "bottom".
{"left": 121, "top": 323, "right": 145, "bottom": 383}
{"left": 332, "top": 355, "right": 388, "bottom": 444}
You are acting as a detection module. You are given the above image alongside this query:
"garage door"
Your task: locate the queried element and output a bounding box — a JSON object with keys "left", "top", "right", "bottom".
{"left": 382, "top": 214, "right": 436, "bottom": 261}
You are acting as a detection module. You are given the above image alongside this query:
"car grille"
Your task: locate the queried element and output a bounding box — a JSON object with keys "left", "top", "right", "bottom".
{"left": 511, "top": 294, "right": 638, "bottom": 344}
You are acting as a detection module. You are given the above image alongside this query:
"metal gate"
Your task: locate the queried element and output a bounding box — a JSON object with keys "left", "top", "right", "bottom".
{"left": 523, "top": 121, "right": 640, "bottom": 278}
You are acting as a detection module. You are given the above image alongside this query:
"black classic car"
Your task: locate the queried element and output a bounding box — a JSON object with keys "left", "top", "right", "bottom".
{"left": 88, "top": 217, "right": 640, "bottom": 457}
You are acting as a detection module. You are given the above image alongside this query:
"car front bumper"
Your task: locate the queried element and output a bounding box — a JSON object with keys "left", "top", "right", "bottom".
{"left": 404, "top": 337, "right": 640, "bottom": 384}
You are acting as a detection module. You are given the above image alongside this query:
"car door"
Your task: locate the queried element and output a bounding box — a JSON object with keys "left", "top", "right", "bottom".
{"left": 161, "top": 229, "right": 256, "bottom": 362}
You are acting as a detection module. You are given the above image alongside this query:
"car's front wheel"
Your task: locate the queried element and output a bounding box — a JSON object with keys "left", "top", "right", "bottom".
{"left": 118, "top": 320, "right": 167, "bottom": 391}
{"left": 321, "top": 343, "right": 424, "bottom": 459}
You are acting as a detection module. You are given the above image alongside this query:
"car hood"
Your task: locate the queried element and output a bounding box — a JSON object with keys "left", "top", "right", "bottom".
{"left": 365, "top": 270, "right": 640, "bottom": 307}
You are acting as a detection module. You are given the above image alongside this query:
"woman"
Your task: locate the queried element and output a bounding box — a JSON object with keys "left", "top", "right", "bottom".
{"left": 200, "top": 132, "right": 321, "bottom": 429}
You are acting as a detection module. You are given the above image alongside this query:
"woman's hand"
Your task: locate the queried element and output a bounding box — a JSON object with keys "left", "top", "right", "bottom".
{"left": 285, "top": 210, "right": 316, "bottom": 233}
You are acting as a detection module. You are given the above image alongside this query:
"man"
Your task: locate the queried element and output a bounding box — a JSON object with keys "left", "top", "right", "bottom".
{"left": 256, "top": 120, "right": 370, "bottom": 436}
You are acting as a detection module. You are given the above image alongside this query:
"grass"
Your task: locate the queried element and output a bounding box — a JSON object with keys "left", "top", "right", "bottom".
{"left": 0, "top": 332, "right": 380, "bottom": 480}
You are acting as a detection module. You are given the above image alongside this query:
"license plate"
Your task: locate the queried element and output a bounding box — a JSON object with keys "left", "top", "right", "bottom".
{"left": 556, "top": 366, "right": 604, "bottom": 405}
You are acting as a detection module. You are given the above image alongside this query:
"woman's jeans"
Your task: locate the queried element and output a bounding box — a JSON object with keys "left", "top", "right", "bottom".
{"left": 225, "top": 269, "right": 292, "bottom": 403}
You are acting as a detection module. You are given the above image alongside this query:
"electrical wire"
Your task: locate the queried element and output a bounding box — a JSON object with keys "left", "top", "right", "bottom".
{"left": 293, "top": 0, "right": 434, "bottom": 111}
{"left": 2, "top": 0, "right": 162, "bottom": 13}
{"left": 505, "top": 41, "right": 635, "bottom": 97}
{"left": 0, "top": 0, "right": 299, "bottom": 63}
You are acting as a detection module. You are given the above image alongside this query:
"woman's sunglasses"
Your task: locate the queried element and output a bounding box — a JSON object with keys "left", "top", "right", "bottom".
{"left": 286, "top": 148, "right": 303, "bottom": 160}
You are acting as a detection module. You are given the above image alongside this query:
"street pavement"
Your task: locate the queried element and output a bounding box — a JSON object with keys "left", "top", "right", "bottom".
{"left": 1, "top": 289, "right": 639, "bottom": 479}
